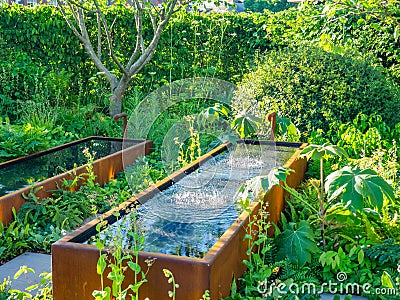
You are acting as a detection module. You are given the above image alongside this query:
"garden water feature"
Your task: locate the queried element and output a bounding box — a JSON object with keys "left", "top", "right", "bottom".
{"left": 0, "top": 137, "right": 151, "bottom": 225}
{"left": 89, "top": 143, "right": 297, "bottom": 258}
{"left": 52, "top": 140, "right": 307, "bottom": 300}
{"left": 0, "top": 138, "right": 139, "bottom": 197}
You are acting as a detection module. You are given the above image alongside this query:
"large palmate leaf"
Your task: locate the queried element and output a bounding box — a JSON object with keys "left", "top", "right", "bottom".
{"left": 300, "top": 142, "right": 348, "bottom": 161}
{"left": 275, "top": 220, "right": 318, "bottom": 267}
{"left": 231, "top": 112, "right": 262, "bottom": 138}
{"left": 325, "top": 166, "right": 395, "bottom": 211}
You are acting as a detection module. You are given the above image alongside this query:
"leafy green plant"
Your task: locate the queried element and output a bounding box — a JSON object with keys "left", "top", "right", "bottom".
{"left": 17, "top": 148, "right": 99, "bottom": 232}
{"left": 93, "top": 213, "right": 154, "bottom": 300}
{"left": 313, "top": 113, "right": 400, "bottom": 159}
{"left": 275, "top": 220, "right": 318, "bottom": 267}
{"left": 365, "top": 239, "right": 400, "bottom": 267}
{"left": 0, "top": 276, "right": 11, "bottom": 300}
{"left": 0, "top": 210, "right": 32, "bottom": 264}
{"left": 299, "top": 143, "right": 348, "bottom": 249}
{"left": 231, "top": 112, "right": 261, "bottom": 139}
{"left": 19, "top": 187, "right": 92, "bottom": 232}
{"left": 0, "top": 123, "right": 68, "bottom": 162}
{"left": 163, "top": 269, "right": 179, "bottom": 299}
{"left": 325, "top": 166, "right": 395, "bottom": 212}
{"left": 7, "top": 266, "right": 52, "bottom": 300}
{"left": 0, "top": 266, "right": 52, "bottom": 300}
{"left": 231, "top": 111, "right": 299, "bottom": 141}
{"left": 174, "top": 115, "right": 202, "bottom": 167}
{"left": 319, "top": 245, "right": 365, "bottom": 276}
{"left": 230, "top": 168, "right": 321, "bottom": 298}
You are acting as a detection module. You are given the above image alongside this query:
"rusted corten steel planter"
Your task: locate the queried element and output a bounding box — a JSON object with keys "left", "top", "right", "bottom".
{"left": 52, "top": 140, "right": 307, "bottom": 300}
{"left": 0, "top": 137, "right": 152, "bottom": 225}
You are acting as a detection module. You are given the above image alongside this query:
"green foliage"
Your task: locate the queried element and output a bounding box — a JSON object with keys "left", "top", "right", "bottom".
{"left": 18, "top": 188, "right": 93, "bottom": 232}
{"left": 0, "top": 122, "right": 65, "bottom": 162}
{"left": 309, "top": 113, "right": 400, "bottom": 159}
{"left": 93, "top": 213, "right": 152, "bottom": 300}
{"left": 0, "top": 110, "right": 120, "bottom": 163}
{"left": 174, "top": 115, "right": 202, "bottom": 167}
{"left": 163, "top": 269, "right": 179, "bottom": 300}
{"left": 1, "top": 151, "right": 130, "bottom": 265}
{"left": 300, "top": 143, "right": 349, "bottom": 162}
{"left": 325, "top": 166, "right": 395, "bottom": 211}
{"left": 275, "top": 115, "right": 300, "bottom": 141}
{"left": 125, "top": 156, "right": 165, "bottom": 194}
{"left": 244, "top": 0, "right": 296, "bottom": 13}
{"left": 0, "top": 6, "right": 276, "bottom": 116}
{"left": 365, "top": 239, "right": 400, "bottom": 267}
{"left": 232, "top": 46, "right": 400, "bottom": 134}
{"left": 314, "top": 0, "right": 400, "bottom": 79}
{"left": 0, "top": 46, "right": 88, "bottom": 122}
{"left": 275, "top": 220, "right": 318, "bottom": 267}
{"left": 0, "top": 210, "right": 33, "bottom": 264}
{"left": 319, "top": 246, "right": 365, "bottom": 275}
{"left": 317, "top": 244, "right": 383, "bottom": 289}
{"left": 0, "top": 266, "right": 52, "bottom": 300}
{"left": 231, "top": 112, "right": 261, "bottom": 139}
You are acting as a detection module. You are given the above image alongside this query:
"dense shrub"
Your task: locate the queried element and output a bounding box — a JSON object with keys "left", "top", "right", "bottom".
{"left": 232, "top": 46, "right": 400, "bottom": 134}
{"left": 0, "top": 50, "right": 78, "bottom": 121}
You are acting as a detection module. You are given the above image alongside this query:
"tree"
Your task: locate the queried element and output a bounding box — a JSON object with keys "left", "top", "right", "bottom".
{"left": 58, "top": 0, "right": 188, "bottom": 116}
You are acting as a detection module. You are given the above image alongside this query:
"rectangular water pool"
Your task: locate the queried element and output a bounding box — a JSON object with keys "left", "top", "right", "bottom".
{"left": 86, "top": 143, "right": 297, "bottom": 258}
{"left": 52, "top": 140, "right": 307, "bottom": 300}
{"left": 0, "top": 137, "right": 152, "bottom": 225}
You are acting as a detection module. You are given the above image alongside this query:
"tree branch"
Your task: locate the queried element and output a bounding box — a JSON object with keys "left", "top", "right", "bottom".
{"left": 59, "top": 1, "right": 117, "bottom": 85}
{"left": 97, "top": 12, "right": 102, "bottom": 58}
{"left": 93, "top": 0, "right": 129, "bottom": 77}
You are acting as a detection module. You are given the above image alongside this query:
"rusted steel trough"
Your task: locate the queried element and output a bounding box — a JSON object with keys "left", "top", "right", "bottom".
{"left": 52, "top": 140, "right": 307, "bottom": 300}
{"left": 0, "top": 137, "right": 152, "bottom": 225}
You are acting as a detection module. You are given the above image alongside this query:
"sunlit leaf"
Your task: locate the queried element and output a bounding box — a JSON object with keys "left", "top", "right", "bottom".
{"left": 325, "top": 166, "right": 395, "bottom": 211}
{"left": 275, "top": 220, "right": 318, "bottom": 266}
{"left": 300, "top": 143, "right": 348, "bottom": 161}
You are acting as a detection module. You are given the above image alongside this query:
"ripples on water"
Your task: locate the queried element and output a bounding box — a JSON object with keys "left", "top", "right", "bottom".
{"left": 90, "top": 143, "right": 296, "bottom": 258}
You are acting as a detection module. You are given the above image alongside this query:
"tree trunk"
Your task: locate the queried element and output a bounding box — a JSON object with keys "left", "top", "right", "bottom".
{"left": 109, "top": 77, "right": 129, "bottom": 116}
{"left": 109, "top": 93, "right": 122, "bottom": 117}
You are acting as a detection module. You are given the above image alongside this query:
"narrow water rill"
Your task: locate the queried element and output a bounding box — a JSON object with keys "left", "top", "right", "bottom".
{"left": 0, "top": 137, "right": 151, "bottom": 225}
{"left": 88, "top": 143, "right": 296, "bottom": 258}
{"left": 52, "top": 140, "right": 307, "bottom": 300}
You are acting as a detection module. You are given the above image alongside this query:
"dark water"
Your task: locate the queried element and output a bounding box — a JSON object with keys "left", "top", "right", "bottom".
{"left": 0, "top": 139, "right": 138, "bottom": 197}
{"left": 89, "top": 143, "right": 297, "bottom": 258}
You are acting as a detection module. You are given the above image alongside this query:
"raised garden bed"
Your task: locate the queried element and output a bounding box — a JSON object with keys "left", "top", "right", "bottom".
{"left": 52, "top": 140, "right": 307, "bottom": 299}
{"left": 0, "top": 136, "right": 152, "bottom": 225}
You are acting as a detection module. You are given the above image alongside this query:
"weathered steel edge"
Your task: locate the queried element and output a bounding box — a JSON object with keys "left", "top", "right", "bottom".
{"left": 52, "top": 140, "right": 308, "bottom": 300}
{"left": 0, "top": 138, "right": 152, "bottom": 225}
{"left": 0, "top": 136, "right": 145, "bottom": 168}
